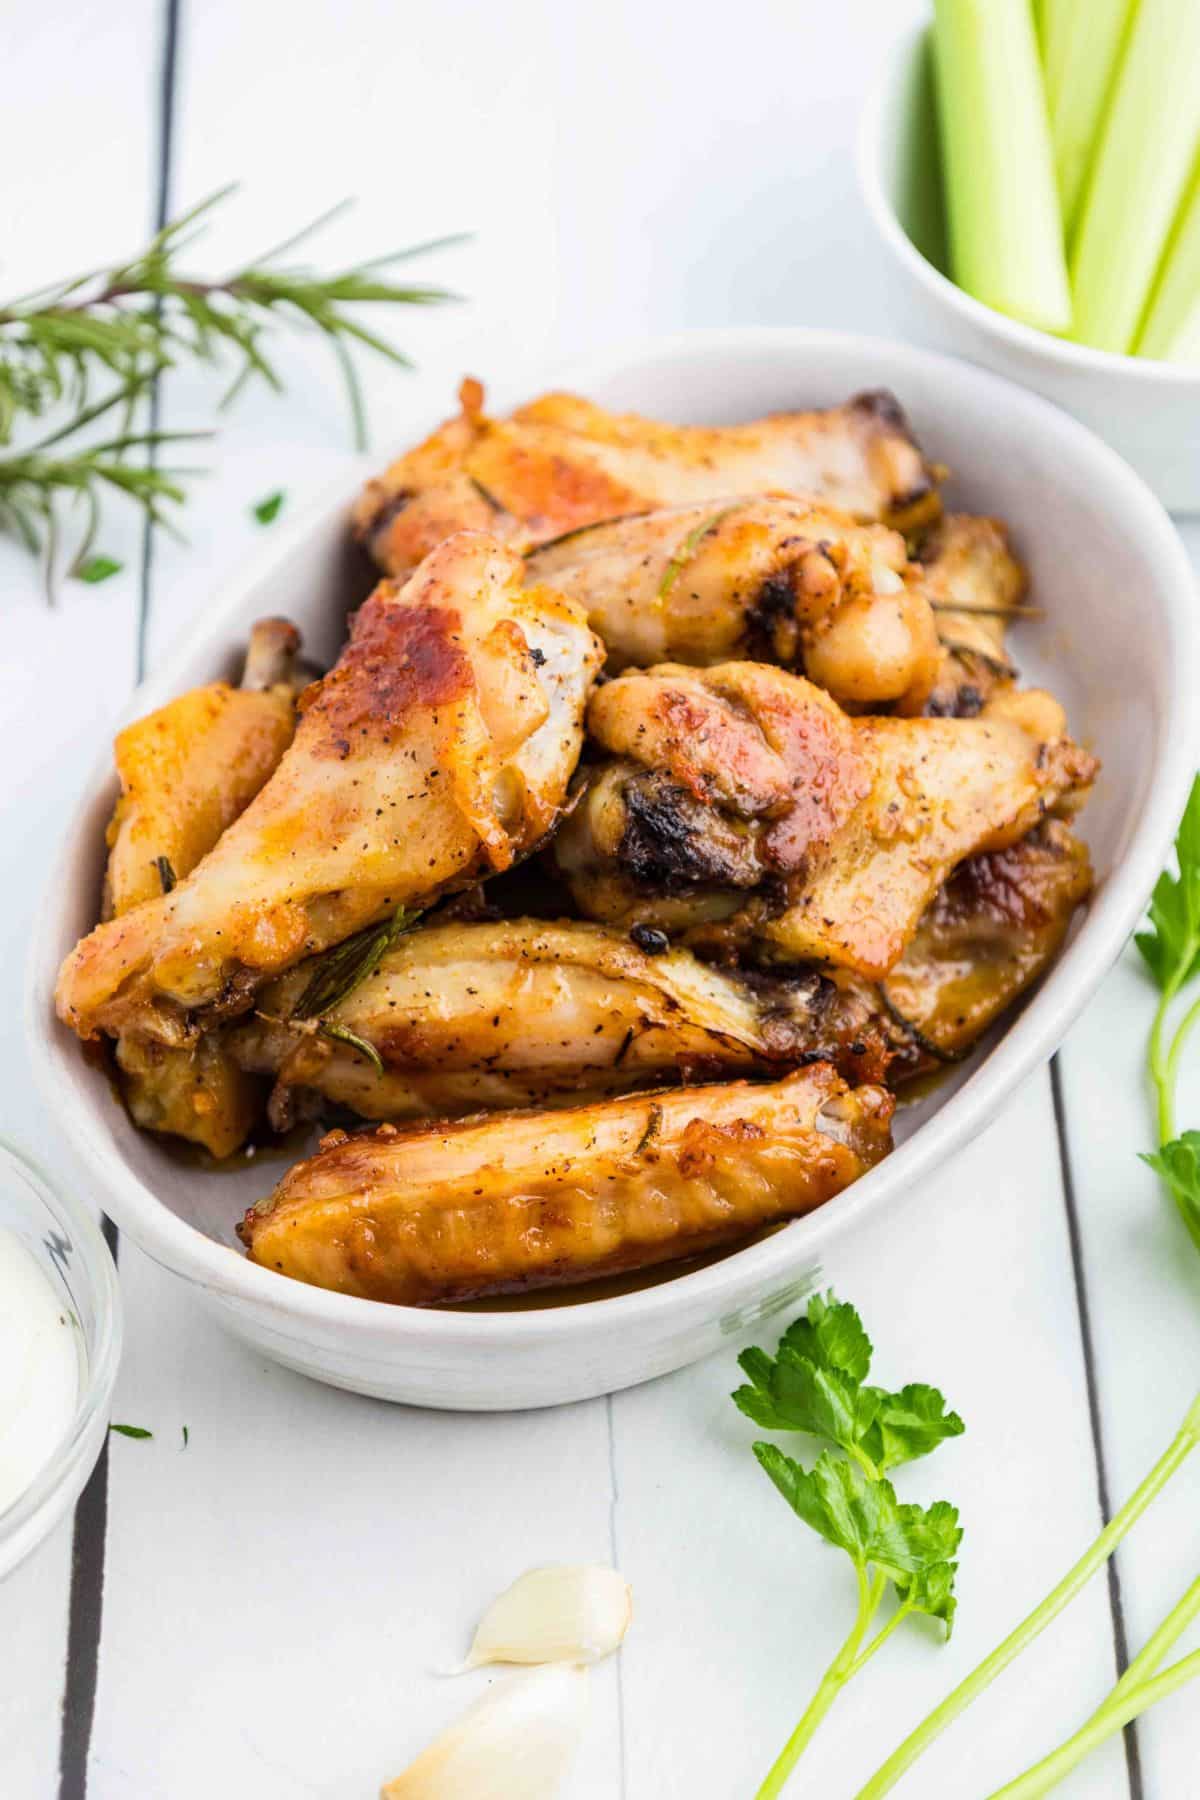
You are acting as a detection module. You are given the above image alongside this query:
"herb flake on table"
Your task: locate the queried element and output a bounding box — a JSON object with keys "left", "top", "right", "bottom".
{"left": 74, "top": 554, "right": 122, "bottom": 585}
{"left": 252, "top": 490, "right": 285, "bottom": 525}
{"left": 109, "top": 1423, "right": 153, "bottom": 1440}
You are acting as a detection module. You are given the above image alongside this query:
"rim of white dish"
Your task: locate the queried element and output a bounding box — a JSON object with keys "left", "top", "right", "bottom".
{"left": 27, "top": 327, "right": 1200, "bottom": 1350}
{"left": 0, "top": 1140, "right": 122, "bottom": 1574}
{"left": 856, "top": 25, "right": 1200, "bottom": 391}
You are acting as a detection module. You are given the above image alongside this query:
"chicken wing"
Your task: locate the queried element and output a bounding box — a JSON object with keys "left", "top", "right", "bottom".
{"left": 238, "top": 1066, "right": 895, "bottom": 1305}
{"left": 910, "top": 514, "right": 1025, "bottom": 719}
{"left": 880, "top": 820, "right": 1092, "bottom": 1057}
{"left": 554, "top": 662, "right": 1096, "bottom": 978}
{"left": 56, "top": 533, "right": 603, "bottom": 1047}
{"left": 353, "top": 381, "right": 941, "bottom": 579}
{"left": 100, "top": 619, "right": 310, "bottom": 1156}
{"left": 103, "top": 618, "right": 306, "bottom": 918}
{"left": 230, "top": 917, "right": 896, "bottom": 1127}
{"left": 524, "top": 497, "right": 940, "bottom": 708}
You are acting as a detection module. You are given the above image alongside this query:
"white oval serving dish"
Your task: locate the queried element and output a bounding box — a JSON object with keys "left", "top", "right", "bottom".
{"left": 858, "top": 26, "right": 1200, "bottom": 515}
{"left": 27, "top": 328, "right": 1200, "bottom": 1410}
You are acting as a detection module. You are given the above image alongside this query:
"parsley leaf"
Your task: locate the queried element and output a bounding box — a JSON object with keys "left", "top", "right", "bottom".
{"left": 733, "top": 1291, "right": 963, "bottom": 1474}
{"left": 754, "top": 1444, "right": 961, "bottom": 1626}
{"left": 75, "top": 554, "right": 123, "bottom": 585}
{"left": 252, "top": 490, "right": 285, "bottom": 525}
{"left": 1142, "top": 1133, "right": 1200, "bottom": 1251}
{"left": 109, "top": 1423, "right": 153, "bottom": 1440}
{"left": 865, "top": 1383, "right": 967, "bottom": 1474}
{"left": 733, "top": 1294, "right": 964, "bottom": 1793}
{"left": 780, "top": 1290, "right": 874, "bottom": 1382}
{"left": 1136, "top": 774, "right": 1200, "bottom": 993}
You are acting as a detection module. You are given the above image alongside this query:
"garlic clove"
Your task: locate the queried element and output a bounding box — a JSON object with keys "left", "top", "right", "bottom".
{"left": 381, "top": 1663, "right": 588, "bottom": 1799}
{"left": 464, "top": 1564, "right": 633, "bottom": 1669}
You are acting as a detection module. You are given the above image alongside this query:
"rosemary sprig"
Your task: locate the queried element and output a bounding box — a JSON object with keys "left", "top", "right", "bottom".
{"left": 928, "top": 600, "right": 1044, "bottom": 619}
{"left": 657, "top": 506, "right": 740, "bottom": 600}
{"left": 0, "top": 185, "right": 464, "bottom": 592}
{"left": 285, "top": 905, "right": 422, "bottom": 1077}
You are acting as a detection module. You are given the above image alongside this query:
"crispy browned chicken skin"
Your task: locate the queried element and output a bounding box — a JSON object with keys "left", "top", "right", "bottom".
{"left": 526, "top": 496, "right": 940, "bottom": 709}
{"left": 101, "top": 619, "right": 308, "bottom": 1157}
{"left": 911, "top": 513, "right": 1026, "bottom": 720}
{"left": 239, "top": 1066, "right": 894, "bottom": 1305}
{"left": 555, "top": 662, "right": 1096, "bottom": 977}
{"left": 230, "top": 917, "right": 898, "bottom": 1126}
{"left": 353, "top": 381, "right": 941, "bottom": 579}
{"left": 881, "top": 820, "right": 1092, "bottom": 1057}
{"left": 56, "top": 374, "right": 1096, "bottom": 1303}
{"left": 56, "top": 534, "right": 603, "bottom": 1048}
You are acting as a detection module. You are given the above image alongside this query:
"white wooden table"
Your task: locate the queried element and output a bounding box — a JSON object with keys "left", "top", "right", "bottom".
{"left": 3, "top": 3, "right": 1199, "bottom": 1796}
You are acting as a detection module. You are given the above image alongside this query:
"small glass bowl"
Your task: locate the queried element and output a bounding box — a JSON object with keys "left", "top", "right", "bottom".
{"left": 0, "top": 1139, "right": 122, "bottom": 1580}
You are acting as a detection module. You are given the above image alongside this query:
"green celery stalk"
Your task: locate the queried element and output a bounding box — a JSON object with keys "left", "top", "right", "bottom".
{"left": 1136, "top": 156, "right": 1200, "bottom": 362}
{"left": 1040, "top": 0, "right": 1137, "bottom": 242}
{"left": 1070, "top": 0, "right": 1200, "bottom": 352}
{"left": 932, "top": 0, "right": 1072, "bottom": 333}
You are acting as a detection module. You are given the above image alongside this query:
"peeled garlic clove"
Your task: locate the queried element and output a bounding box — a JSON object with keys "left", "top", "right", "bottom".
{"left": 465, "top": 1564, "right": 633, "bottom": 1669}
{"left": 381, "top": 1663, "right": 588, "bottom": 1799}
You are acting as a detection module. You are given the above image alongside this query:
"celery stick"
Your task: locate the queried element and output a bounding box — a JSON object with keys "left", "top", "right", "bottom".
{"left": 932, "top": 0, "right": 1072, "bottom": 333}
{"left": 1040, "top": 0, "right": 1137, "bottom": 242}
{"left": 1070, "top": 0, "right": 1200, "bottom": 353}
{"left": 1137, "top": 157, "right": 1200, "bottom": 363}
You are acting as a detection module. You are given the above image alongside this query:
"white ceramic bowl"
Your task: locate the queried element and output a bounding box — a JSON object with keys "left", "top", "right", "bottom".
{"left": 858, "top": 26, "right": 1200, "bottom": 514}
{"left": 28, "top": 328, "right": 1200, "bottom": 1410}
{"left": 0, "top": 1141, "right": 121, "bottom": 1578}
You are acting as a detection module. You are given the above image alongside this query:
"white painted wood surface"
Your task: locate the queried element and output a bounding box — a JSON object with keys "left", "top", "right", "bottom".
{"left": 3, "top": 2, "right": 1198, "bottom": 1796}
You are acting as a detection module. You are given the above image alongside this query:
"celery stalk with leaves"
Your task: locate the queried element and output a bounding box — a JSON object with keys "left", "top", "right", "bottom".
{"left": 1069, "top": 0, "right": 1200, "bottom": 352}
{"left": 731, "top": 1293, "right": 964, "bottom": 1799}
{"left": 932, "top": 0, "right": 1071, "bottom": 332}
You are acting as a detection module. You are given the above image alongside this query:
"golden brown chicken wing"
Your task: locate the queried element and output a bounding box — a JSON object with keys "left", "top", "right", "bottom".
{"left": 100, "top": 619, "right": 310, "bottom": 1156}
{"left": 910, "top": 513, "right": 1025, "bottom": 719}
{"left": 229, "top": 917, "right": 896, "bottom": 1127}
{"left": 56, "top": 533, "right": 603, "bottom": 1047}
{"left": 880, "top": 820, "right": 1092, "bottom": 1057}
{"left": 238, "top": 1065, "right": 895, "bottom": 1305}
{"left": 525, "top": 497, "right": 940, "bottom": 708}
{"left": 353, "top": 381, "right": 941, "bottom": 579}
{"left": 103, "top": 618, "right": 305, "bottom": 918}
{"left": 554, "top": 662, "right": 1096, "bottom": 978}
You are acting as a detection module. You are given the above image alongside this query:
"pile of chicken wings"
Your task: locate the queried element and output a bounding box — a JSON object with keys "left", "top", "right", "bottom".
{"left": 56, "top": 380, "right": 1096, "bottom": 1306}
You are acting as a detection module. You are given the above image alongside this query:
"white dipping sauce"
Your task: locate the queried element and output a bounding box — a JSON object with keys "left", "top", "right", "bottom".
{"left": 0, "top": 1228, "right": 80, "bottom": 1515}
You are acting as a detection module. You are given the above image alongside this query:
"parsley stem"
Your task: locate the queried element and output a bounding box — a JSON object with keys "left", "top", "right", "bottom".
{"left": 848, "top": 1595, "right": 916, "bottom": 1680}
{"left": 1164, "top": 989, "right": 1200, "bottom": 1141}
{"left": 756, "top": 1563, "right": 883, "bottom": 1800}
{"left": 1105, "top": 1570, "right": 1200, "bottom": 1705}
{"left": 854, "top": 1395, "right": 1200, "bottom": 1799}
{"left": 1148, "top": 976, "right": 1185, "bottom": 1144}
{"left": 984, "top": 1647, "right": 1200, "bottom": 1800}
